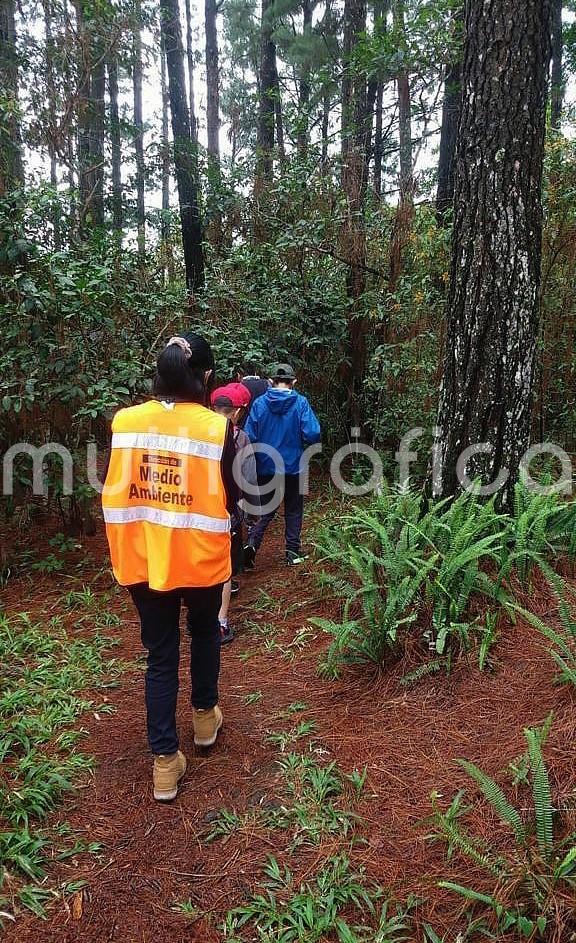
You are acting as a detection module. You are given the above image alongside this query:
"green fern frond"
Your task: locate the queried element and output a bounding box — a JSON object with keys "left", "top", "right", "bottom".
{"left": 524, "top": 727, "right": 554, "bottom": 860}
{"left": 458, "top": 760, "right": 525, "bottom": 845}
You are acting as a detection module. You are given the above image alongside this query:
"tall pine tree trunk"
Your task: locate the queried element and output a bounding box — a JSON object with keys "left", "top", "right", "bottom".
{"left": 43, "top": 0, "right": 61, "bottom": 246}
{"left": 369, "top": 0, "right": 388, "bottom": 196}
{"left": 160, "top": 0, "right": 204, "bottom": 292}
{"left": 341, "top": 0, "right": 369, "bottom": 426}
{"left": 253, "top": 0, "right": 277, "bottom": 238}
{"left": 296, "top": 0, "right": 312, "bottom": 162}
{"left": 388, "top": 0, "right": 413, "bottom": 292}
{"left": 0, "top": 0, "right": 24, "bottom": 195}
{"left": 435, "top": 13, "right": 462, "bottom": 224}
{"left": 550, "top": 0, "right": 563, "bottom": 132}
{"left": 107, "top": 53, "right": 123, "bottom": 237}
{"left": 89, "top": 49, "right": 105, "bottom": 227}
{"left": 160, "top": 36, "right": 174, "bottom": 277}
{"left": 204, "top": 0, "right": 220, "bottom": 167}
{"left": 184, "top": 0, "right": 198, "bottom": 143}
{"left": 133, "top": 2, "right": 145, "bottom": 255}
{"left": 73, "top": 0, "right": 92, "bottom": 231}
{"left": 436, "top": 0, "right": 553, "bottom": 502}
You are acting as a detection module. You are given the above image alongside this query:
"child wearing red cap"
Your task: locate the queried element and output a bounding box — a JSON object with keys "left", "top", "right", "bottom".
{"left": 210, "top": 383, "right": 257, "bottom": 642}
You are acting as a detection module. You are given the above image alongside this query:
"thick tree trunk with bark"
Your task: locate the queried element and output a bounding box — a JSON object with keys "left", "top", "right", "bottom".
{"left": 133, "top": 4, "right": 145, "bottom": 255}
{"left": 255, "top": 0, "right": 276, "bottom": 187}
{"left": 341, "top": 0, "right": 369, "bottom": 426}
{"left": 160, "top": 0, "right": 204, "bottom": 292}
{"left": 436, "top": 12, "right": 462, "bottom": 224}
{"left": 436, "top": 0, "right": 553, "bottom": 503}
{"left": 184, "top": 0, "right": 198, "bottom": 143}
{"left": 0, "top": 0, "right": 24, "bottom": 195}
{"left": 107, "top": 54, "right": 123, "bottom": 236}
{"left": 204, "top": 0, "right": 220, "bottom": 166}
{"left": 550, "top": 0, "right": 563, "bottom": 132}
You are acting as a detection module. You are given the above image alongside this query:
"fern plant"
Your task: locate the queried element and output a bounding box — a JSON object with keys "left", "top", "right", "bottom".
{"left": 313, "top": 482, "right": 576, "bottom": 677}
{"left": 429, "top": 723, "right": 576, "bottom": 940}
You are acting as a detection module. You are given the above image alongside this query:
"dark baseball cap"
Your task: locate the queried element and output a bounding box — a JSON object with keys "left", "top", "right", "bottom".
{"left": 270, "top": 363, "right": 296, "bottom": 381}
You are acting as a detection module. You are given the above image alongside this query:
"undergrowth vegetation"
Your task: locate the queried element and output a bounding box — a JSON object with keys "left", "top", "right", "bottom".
{"left": 0, "top": 608, "right": 123, "bottom": 923}
{"left": 313, "top": 484, "right": 576, "bottom": 677}
{"left": 428, "top": 719, "right": 576, "bottom": 941}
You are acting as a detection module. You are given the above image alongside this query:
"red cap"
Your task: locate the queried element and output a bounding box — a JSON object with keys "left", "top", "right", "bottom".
{"left": 211, "top": 382, "right": 252, "bottom": 408}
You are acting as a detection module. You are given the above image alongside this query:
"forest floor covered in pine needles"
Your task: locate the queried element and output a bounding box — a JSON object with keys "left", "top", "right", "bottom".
{"left": 2, "top": 495, "right": 576, "bottom": 942}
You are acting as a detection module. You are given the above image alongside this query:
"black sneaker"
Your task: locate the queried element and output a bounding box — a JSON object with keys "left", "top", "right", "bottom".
{"left": 243, "top": 544, "right": 256, "bottom": 570}
{"left": 231, "top": 579, "right": 240, "bottom": 595}
{"left": 220, "top": 623, "right": 235, "bottom": 644}
{"left": 286, "top": 551, "right": 309, "bottom": 566}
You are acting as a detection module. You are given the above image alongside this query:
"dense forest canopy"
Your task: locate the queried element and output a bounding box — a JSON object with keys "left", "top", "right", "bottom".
{"left": 2, "top": 0, "right": 576, "bottom": 511}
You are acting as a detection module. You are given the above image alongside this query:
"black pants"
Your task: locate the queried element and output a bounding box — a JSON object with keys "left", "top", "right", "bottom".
{"left": 248, "top": 474, "right": 304, "bottom": 555}
{"left": 129, "top": 582, "right": 223, "bottom": 756}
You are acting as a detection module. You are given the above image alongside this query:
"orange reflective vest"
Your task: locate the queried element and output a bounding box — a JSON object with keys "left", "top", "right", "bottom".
{"left": 102, "top": 400, "right": 231, "bottom": 591}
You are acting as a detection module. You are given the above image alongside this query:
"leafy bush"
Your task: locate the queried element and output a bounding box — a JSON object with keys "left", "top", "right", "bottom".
{"left": 312, "top": 484, "right": 576, "bottom": 674}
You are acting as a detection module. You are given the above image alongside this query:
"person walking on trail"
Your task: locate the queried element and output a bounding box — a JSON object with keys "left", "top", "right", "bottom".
{"left": 102, "top": 334, "right": 237, "bottom": 803}
{"left": 210, "top": 381, "right": 258, "bottom": 644}
{"left": 243, "top": 363, "right": 321, "bottom": 567}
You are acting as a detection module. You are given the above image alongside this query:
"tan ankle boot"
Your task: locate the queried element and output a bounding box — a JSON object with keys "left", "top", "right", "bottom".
{"left": 153, "top": 750, "right": 187, "bottom": 801}
{"left": 193, "top": 705, "right": 223, "bottom": 746}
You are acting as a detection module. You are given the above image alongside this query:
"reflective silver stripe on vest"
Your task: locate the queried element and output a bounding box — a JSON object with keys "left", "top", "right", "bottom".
{"left": 111, "top": 431, "right": 223, "bottom": 461}
{"left": 103, "top": 506, "right": 230, "bottom": 532}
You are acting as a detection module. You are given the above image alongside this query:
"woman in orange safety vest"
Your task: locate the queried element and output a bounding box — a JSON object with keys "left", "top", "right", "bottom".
{"left": 102, "top": 334, "right": 237, "bottom": 802}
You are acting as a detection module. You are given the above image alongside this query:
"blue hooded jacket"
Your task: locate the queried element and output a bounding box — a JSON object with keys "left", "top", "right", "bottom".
{"left": 244, "top": 387, "right": 321, "bottom": 476}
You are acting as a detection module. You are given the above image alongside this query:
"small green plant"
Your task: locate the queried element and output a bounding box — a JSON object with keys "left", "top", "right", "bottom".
{"left": 244, "top": 690, "right": 263, "bottom": 705}
{"left": 223, "top": 853, "right": 413, "bottom": 942}
{"left": 171, "top": 899, "right": 203, "bottom": 919}
{"left": 428, "top": 721, "right": 576, "bottom": 939}
{"left": 31, "top": 554, "right": 64, "bottom": 574}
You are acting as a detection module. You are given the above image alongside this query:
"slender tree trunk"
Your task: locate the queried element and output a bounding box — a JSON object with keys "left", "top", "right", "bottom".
{"left": 184, "top": 0, "right": 198, "bottom": 143}
{"left": 133, "top": 1, "right": 145, "bottom": 256}
{"left": 388, "top": 0, "right": 413, "bottom": 292}
{"left": 368, "top": 0, "right": 387, "bottom": 195}
{"left": 436, "top": 14, "right": 463, "bottom": 223}
{"left": 43, "top": 0, "right": 61, "bottom": 246}
{"left": 373, "top": 76, "right": 384, "bottom": 196}
{"left": 296, "top": 0, "right": 312, "bottom": 161}
{"left": 107, "top": 53, "right": 123, "bottom": 237}
{"left": 550, "top": 0, "right": 563, "bottom": 132}
{"left": 160, "top": 0, "right": 204, "bottom": 292}
{"left": 89, "top": 50, "right": 105, "bottom": 227}
{"left": 64, "top": 0, "right": 76, "bottom": 229}
{"left": 341, "top": 0, "right": 369, "bottom": 426}
{"left": 0, "top": 0, "right": 24, "bottom": 195}
{"left": 273, "top": 58, "right": 285, "bottom": 165}
{"left": 436, "top": 0, "right": 553, "bottom": 503}
{"left": 160, "top": 35, "right": 174, "bottom": 277}
{"left": 73, "top": 0, "right": 92, "bottom": 231}
{"left": 320, "top": 0, "right": 331, "bottom": 171}
{"left": 204, "top": 0, "right": 220, "bottom": 167}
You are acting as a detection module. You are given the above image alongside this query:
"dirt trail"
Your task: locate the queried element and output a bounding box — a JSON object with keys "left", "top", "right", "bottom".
{"left": 4, "top": 512, "right": 576, "bottom": 942}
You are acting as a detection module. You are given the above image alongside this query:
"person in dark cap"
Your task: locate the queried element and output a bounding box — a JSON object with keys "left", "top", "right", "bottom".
{"left": 243, "top": 363, "right": 321, "bottom": 567}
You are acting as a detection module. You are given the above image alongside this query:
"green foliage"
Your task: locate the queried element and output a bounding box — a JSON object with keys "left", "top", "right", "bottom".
{"left": 223, "top": 853, "right": 414, "bottom": 942}
{"left": 429, "top": 723, "right": 576, "bottom": 938}
{"left": 0, "top": 608, "right": 122, "bottom": 920}
{"left": 313, "top": 482, "right": 576, "bottom": 674}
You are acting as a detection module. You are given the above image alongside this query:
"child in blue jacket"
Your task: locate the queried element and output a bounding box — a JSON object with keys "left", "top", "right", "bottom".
{"left": 244, "top": 363, "right": 321, "bottom": 566}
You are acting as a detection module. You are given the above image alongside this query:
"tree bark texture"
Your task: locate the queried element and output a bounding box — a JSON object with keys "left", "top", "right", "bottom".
{"left": 205, "top": 0, "right": 220, "bottom": 164}
{"left": 436, "top": 0, "right": 553, "bottom": 502}
{"left": 550, "top": 0, "right": 563, "bottom": 132}
{"left": 160, "top": 0, "right": 204, "bottom": 292}
{"left": 107, "top": 53, "right": 123, "bottom": 235}
{"left": 0, "top": 0, "right": 24, "bottom": 195}
{"left": 436, "top": 12, "right": 463, "bottom": 223}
